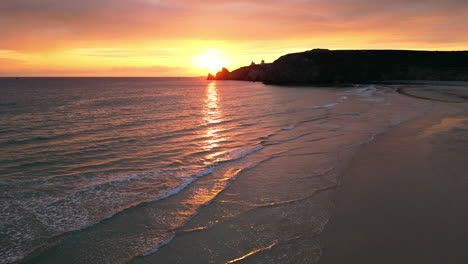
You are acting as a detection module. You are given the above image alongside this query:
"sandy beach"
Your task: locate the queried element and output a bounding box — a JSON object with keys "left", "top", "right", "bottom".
{"left": 320, "top": 87, "right": 468, "bottom": 264}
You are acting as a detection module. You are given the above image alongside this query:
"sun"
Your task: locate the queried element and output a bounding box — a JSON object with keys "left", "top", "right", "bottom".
{"left": 193, "top": 49, "right": 228, "bottom": 74}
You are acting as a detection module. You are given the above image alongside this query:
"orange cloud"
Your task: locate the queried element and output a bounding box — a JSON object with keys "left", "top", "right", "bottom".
{"left": 1, "top": 0, "right": 467, "bottom": 76}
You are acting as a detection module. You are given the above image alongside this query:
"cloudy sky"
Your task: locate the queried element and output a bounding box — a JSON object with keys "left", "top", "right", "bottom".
{"left": 1, "top": 0, "right": 468, "bottom": 76}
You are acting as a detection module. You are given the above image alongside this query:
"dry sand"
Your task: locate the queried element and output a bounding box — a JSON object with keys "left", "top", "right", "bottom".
{"left": 319, "top": 86, "right": 468, "bottom": 264}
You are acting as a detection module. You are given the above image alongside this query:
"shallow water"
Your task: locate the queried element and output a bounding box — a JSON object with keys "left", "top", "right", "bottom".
{"left": 0, "top": 77, "right": 432, "bottom": 263}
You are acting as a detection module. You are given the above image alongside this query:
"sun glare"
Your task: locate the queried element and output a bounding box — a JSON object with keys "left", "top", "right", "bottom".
{"left": 193, "top": 49, "right": 228, "bottom": 74}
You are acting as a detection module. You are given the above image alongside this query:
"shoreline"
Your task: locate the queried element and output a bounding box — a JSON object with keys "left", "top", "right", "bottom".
{"left": 11, "top": 83, "right": 466, "bottom": 264}
{"left": 319, "top": 98, "right": 468, "bottom": 263}
{"left": 389, "top": 83, "right": 468, "bottom": 103}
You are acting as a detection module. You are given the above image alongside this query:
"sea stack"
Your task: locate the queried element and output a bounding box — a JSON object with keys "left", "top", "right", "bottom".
{"left": 206, "top": 73, "right": 216, "bottom": 80}
{"left": 215, "top": 67, "right": 231, "bottom": 80}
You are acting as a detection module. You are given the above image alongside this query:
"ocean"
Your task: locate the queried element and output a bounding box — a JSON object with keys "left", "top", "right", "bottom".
{"left": 0, "top": 77, "right": 432, "bottom": 263}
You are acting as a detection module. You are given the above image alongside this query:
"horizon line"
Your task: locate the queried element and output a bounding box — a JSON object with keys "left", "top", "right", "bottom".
{"left": 0, "top": 76, "right": 206, "bottom": 78}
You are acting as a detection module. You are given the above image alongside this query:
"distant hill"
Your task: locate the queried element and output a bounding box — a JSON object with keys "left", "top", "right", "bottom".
{"left": 208, "top": 49, "right": 468, "bottom": 85}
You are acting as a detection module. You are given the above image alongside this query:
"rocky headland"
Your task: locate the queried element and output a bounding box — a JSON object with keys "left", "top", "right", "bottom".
{"left": 208, "top": 49, "right": 468, "bottom": 85}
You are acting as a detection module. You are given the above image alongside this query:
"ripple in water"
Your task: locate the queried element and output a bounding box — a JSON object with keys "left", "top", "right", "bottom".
{"left": 0, "top": 78, "right": 433, "bottom": 263}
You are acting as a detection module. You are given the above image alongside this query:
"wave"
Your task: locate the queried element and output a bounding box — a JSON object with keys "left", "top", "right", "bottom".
{"left": 209, "top": 146, "right": 264, "bottom": 163}
{"left": 137, "top": 155, "right": 274, "bottom": 257}
{"left": 5, "top": 144, "right": 266, "bottom": 232}
{"left": 310, "top": 103, "right": 339, "bottom": 109}
{"left": 5, "top": 143, "right": 270, "bottom": 263}
{"left": 282, "top": 125, "right": 296, "bottom": 130}
{"left": 153, "top": 167, "right": 214, "bottom": 201}
{"left": 309, "top": 96, "right": 348, "bottom": 109}
{"left": 142, "top": 235, "right": 176, "bottom": 257}
{"left": 261, "top": 132, "right": 312, "bottom": 146}
{"left": 256, "top": 116, "right": 328, "bottom": 145}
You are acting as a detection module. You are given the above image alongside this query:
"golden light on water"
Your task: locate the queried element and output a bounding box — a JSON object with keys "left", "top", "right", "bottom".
{"left": 202, "top": 82, "right": 225, "bottom": 152}
{"left": 205, "top": 82, "right": 220, "bottom": 112}
{"left": 204, "top": 127, "right": 221, "bottom": 150}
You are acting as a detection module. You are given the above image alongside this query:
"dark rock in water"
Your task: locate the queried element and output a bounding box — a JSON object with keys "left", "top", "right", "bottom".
{"left": 215, "top": 67, "right": 231, "bottom": 80}
{"left": 207, "top": 73, "right": 216, "bottom": 80}
{"left": 209, "top": 49, "right": 468, "bottom": 84}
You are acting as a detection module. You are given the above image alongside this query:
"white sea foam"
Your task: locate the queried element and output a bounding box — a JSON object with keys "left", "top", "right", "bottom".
{"left": 140, "top": 156, "right": 273, "bottom": 258}
{"left": 310, "top": 96, "right": 348, "bottom": 109}
{"left": 142, "top": 235, "right": 176, "bottom": 256}
{"left": 311, "top": 103, "right": 338, "bottom": 109}
{"left": 155, "top": 167, "right": 214, "bottom": 201}
{"left": 212, "top": 146, "right": 264, "bottom": 162}
{"left": 283, "top": 125, "right": 296, "bottom": 130}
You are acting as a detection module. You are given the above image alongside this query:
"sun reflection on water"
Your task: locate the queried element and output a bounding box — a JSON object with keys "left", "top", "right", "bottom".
{"left": 202, "top": 82, "right": 225, "bottom": 152}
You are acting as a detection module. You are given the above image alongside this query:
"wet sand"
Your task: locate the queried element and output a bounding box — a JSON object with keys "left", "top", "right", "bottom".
{"left": 397, "top": 85, "right": 468, "bottom": 103}
{"left": 320, "top": 91, "right": 468, "bottom": 264}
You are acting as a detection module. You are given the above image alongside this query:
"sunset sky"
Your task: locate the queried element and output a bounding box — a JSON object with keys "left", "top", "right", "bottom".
{"left": 1, "top": 0, "right": 468, "bottom": 77}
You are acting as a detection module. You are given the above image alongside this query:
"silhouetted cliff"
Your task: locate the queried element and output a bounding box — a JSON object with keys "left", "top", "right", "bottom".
{"left": 207, "top": 49, "right": 468, "bottom": 84}
{"left": 215, "top": 68, "right": 231, "bottom": 80}
{"left": 207, "top": 64, "right": 271, "bottom": 82}
{"left": 207, "top": 73, "right": 216, "bottom": 80}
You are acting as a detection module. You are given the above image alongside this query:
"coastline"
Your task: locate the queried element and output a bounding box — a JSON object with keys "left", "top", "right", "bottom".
{"left": 208, "top": 49, "right": 468, "bottom": 84}
{"left": 10, "top": 82, "right": 466, "bottom": 264}
{"left": 319, "top": 96, "right": 468, "bottom": 263}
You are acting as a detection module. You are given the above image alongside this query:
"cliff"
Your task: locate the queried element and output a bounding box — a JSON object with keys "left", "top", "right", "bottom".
{"left": 207, "top": 64, "right": 272, "bottom": 82}
{"left": 207, "top": 49, "right": 468, "bottom": 84}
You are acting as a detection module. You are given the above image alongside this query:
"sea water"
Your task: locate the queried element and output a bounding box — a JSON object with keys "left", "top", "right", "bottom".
{"left": 0, "top": 78, "right": 432, "bottom": 263}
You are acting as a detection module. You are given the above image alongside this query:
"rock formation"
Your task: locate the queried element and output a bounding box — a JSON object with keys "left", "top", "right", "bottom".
{"left": 215, "top": 67, "right": 231, "bottom": 80}
{"left": 206, "top": 73, "right": 216, "bottom": 80}
{"left": 207, "top": 64, "right": 272, "bottom": 82}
